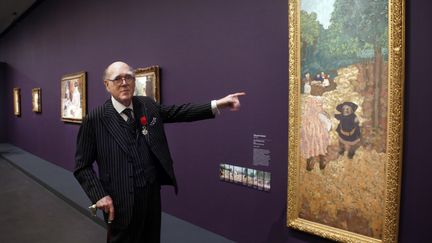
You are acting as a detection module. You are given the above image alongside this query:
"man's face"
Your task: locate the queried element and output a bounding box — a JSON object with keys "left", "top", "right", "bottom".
{"left": 104, "top": 62, "right": 135, "bottom": 106}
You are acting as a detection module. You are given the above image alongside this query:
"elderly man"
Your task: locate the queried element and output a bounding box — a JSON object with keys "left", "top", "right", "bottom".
{"left": 74, "top": 61, "right": 245, "bottom": 243}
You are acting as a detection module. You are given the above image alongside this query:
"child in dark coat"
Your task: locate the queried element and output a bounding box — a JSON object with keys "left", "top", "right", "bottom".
{"left": 335, "top": 102, "right": 361, "bottom": 159}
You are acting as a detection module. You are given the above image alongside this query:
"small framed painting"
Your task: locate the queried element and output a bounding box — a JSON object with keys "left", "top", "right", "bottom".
{"left": 134, "top": 65, "right": 160, "bottom": 103}
{"left": 61, "top": 71, "right": 86, "bottom": 123}
{"left": 32, "top": 88, "right": 42, "bottom": 113}
{"left": 13, "top": 88, "right": 21, "bottom": 116}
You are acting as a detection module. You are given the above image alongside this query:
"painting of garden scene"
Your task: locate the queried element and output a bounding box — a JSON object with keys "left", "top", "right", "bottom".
{"left": 298, "top": 0, "right": 388, "bottom": 239}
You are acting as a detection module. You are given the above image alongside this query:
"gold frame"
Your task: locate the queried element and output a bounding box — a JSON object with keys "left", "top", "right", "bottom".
{"left": 13, "top": 88, "right": 21, "bottom": 116}
{"left": 134, "top": 65, "right": 161, "bottom": 103}
{"left": 32, "top": 88, "right": 42, "bottom": 113}
{"left": 287, "top": 0, "right": 405, "bottom": 242}
{"left": 60, "top": 71, "right": 87, "bottom": 123}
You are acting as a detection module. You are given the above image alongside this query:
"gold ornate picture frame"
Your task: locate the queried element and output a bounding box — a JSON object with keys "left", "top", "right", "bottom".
{"left": 13, "top": 88, "right": 21, "bottom": 116}
{"left": 32, "top": 88, "right": 42, "bottom": 113}
{"left": 60, "top": 71, "right": 86, "bottom": 123}
{"left": 134, "top": 65, "right": 160, "bottom": 103}
{"left": 287, "top": 0, "right": 405, "bottom": 242}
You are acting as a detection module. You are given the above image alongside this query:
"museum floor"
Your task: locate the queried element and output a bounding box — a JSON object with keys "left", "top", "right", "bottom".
{"left": 0, "top": 157, "right": 106, "bottom": 243}
{"left": 0, "top": 144, "right": 233, "bottom": 243}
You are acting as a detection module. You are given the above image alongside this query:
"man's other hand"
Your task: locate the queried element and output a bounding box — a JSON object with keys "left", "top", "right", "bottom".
{"left": 96, "top": 195, "right": 115, "bottom": 223}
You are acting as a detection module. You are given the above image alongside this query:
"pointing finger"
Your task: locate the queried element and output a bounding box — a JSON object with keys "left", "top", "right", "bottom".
{"left": 231, "top": 92, "right": 246, "bottom": 97}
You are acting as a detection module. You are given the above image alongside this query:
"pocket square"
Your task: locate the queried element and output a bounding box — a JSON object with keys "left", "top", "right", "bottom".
{"left": 150, "top": 117, "right": 157, "bottom": 126}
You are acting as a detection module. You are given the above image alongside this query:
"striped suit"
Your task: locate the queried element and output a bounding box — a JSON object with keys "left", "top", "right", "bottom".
{"left": 74, "top": 96, "right": 215, "bottom": 229}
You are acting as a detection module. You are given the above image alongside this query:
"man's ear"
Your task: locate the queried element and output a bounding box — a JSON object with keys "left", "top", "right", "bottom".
{"left": 104, "top": 80, "right": 110, "bottom": 91}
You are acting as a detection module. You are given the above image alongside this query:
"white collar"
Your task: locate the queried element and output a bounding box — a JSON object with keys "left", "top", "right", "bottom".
{"left": 111, "top": 96, "right": 133, "bottom": 114}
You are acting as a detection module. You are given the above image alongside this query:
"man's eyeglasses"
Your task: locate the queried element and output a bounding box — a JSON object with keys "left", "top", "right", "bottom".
{"left": 107, "top": 75, "right": 135, "bottom": 86}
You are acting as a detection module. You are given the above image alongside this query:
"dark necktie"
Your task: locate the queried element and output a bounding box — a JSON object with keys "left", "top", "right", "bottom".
{"left": 122, "top": 108, "right": 136, "bottom": 130}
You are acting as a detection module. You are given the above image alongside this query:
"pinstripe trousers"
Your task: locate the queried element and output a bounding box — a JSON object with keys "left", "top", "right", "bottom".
{"left": 108, "top": 183, "right": 161, "bottom": 243}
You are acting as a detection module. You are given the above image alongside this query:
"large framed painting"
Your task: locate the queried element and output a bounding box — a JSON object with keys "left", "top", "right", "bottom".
{"left": 134, "top": 65, "right": 160, "bottom": 103}
{"left": 287, "top": 0, "right": 405, "bottom": 242}
{"left": 61, "top": 71, "right": 86, "bottom": 123}
{"left": 13, "top": 88, "right": 21, "bottom": 116}
{"left": 32, "top": 88, "right": 42, "bottom": 113}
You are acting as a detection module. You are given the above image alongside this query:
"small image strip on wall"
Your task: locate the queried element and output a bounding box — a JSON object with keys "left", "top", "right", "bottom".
{"left": 219, "top": 163, "right": 271, "bottom": 192}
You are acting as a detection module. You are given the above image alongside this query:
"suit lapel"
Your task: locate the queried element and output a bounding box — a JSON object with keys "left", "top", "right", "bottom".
{"left": 133, "top": 97, "right": 144, "bottom": 127}
{"left": 102, "top": 100, "right": 132, "bottom": 155}
{"left": 133, "top": 97, "right": 152, "bottom": 132}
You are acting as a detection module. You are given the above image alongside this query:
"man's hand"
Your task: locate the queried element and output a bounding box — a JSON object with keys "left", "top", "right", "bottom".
{"left": 96, "top": 195, "right": 115, "bottom": 223}
{"left": 216, "top": 92, "right": 246, "bottom": 111}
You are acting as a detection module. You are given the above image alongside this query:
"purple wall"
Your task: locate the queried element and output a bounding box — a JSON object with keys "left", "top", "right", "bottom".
{"left": 0, "top": 0, "right": 431, "bottom": 242}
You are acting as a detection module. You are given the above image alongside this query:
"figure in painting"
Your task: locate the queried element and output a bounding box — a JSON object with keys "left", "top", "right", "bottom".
{"left": 301, "top": 72, "right": 312, "bottom": 94}
{"left": 301, "top": 86, "right": 332, "bottom": 171}
{"left": 322, "top": 73, "right": 330, "bottom": 87}
{"left": 63, "top": 80, "right": 82, "bottom": 118}
{"left": 33, "top": 92, "right": 39, "bottom": 111}
{"left": 309, "top": 71, "right": 336, "bottom": 96}
{"left": 146, "top": 75, "right": 154, "bottom": 100}
{"left": 334, "top": 101, "right": 361, "bottom": 159}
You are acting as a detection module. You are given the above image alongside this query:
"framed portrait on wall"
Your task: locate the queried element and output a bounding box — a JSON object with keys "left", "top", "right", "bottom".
{"left": 13, "top": 88, "right": 21, "bottom": 116}
{"left": 32, "top": 88, "right": 42, "bottom": 113}
{"left": 287, "top": 0, "right": 405, "bottom": 242}
{"left": 60, "top": 71, "right": 86, "bottom": 123}
{"left": 134, "top": 65, "right": 160, "bottom": 103}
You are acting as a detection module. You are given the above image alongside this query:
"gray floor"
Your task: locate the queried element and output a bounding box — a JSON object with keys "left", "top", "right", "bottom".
{"left": 0, "top": 143, "right": 234, "bottom": 243}
{"left": 0, "top": 158, "right": 106, "bottom": 243}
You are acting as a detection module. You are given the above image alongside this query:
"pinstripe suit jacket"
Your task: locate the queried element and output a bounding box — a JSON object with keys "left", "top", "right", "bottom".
{"left": 74, "top": 96, "right": 215, "bottom": 228}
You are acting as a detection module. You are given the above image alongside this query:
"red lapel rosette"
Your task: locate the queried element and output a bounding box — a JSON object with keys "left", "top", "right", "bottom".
{"left": 140, "top": 116, "right": 147, "bottom": 126}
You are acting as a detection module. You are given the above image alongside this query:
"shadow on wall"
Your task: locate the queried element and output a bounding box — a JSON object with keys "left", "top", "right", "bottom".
{"left": 263, "top": 204, "right": 333, "bottom": 243}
